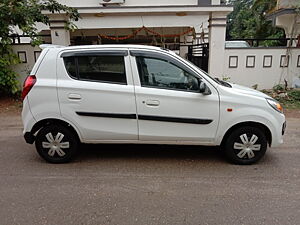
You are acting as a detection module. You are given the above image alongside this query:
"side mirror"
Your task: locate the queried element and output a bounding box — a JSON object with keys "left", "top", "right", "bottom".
{"left": 199, "top": 81, "right": 211, "bottom": 95}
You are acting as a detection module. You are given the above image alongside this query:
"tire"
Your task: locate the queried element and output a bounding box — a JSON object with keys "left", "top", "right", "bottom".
{"left": 224, "top": 126, "right": 268, "bottom": 165}
{"left": 35, "top": 124, "right": 78, "bottom": 163}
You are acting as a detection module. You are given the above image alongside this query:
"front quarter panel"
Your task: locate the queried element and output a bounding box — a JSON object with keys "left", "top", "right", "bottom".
{"left": 216, "top": 89, "right": 285, "bottom": 147}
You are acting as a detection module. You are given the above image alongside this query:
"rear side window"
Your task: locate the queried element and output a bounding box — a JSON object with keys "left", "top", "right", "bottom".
{"left": 63, "top": 55, "right": 127, "bottom": 84}
{"left": 64, "top": 57, "right": 77, "bottom": 78}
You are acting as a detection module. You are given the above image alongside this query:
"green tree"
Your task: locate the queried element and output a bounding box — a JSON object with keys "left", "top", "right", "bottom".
{"left": 0, "top": 0, "right": 79, "bottom": 95}
{"left": 227, "top": 0, "right": 284, "bottom": 45}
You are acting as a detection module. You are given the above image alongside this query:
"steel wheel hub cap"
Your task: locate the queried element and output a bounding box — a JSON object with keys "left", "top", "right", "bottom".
{"left": 42, "top": 132, "right": 70, "bottom": 157}
{"left": 233, "top": 134, "right": 261, "bottom": 159}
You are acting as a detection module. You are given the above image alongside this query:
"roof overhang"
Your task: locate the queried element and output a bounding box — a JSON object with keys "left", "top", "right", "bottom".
{"left": 266, "top": 8, "right": 296, "bottom": 22}
{"left": 42, "top": 5, "right": 233, "bottom": 16}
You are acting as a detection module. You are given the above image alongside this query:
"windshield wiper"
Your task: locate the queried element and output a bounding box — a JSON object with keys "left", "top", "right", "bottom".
{"left": 214, "top": 78, "right": 232, "bottom": 88}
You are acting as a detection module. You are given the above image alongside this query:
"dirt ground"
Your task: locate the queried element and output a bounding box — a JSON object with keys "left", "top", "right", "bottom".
{"left": 0, "top": 97, "right": 22, "bottom": 115}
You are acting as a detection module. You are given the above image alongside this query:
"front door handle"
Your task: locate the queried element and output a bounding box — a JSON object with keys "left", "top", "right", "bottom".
{"left": 68, "top": 93, "right": 81, "bottom": 100}
{"left": 144, "top": 100, "right": 160, "bottom": 107}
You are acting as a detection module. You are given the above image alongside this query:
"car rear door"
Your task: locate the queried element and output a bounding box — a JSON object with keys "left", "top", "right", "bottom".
{"left": 56, "top": 48, "right": 138, "bottom": 142}
{"left": 129, "top": 49, "right": 219, "bottom": 144}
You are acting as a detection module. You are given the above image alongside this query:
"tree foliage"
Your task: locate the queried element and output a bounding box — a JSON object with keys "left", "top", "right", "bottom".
{"left": 227, "top": 0, "right": 285, "bottom": 45}
{"left": 0, "top": 0, "right": 79, "bottom": 95}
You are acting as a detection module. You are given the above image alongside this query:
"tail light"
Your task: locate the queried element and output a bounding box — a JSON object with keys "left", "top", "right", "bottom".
{"left": 22, "top": 75, "right": 36, "bottom": 100}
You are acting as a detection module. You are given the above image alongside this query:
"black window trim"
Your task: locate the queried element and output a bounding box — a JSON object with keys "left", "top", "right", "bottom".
{"left": 130, "top": 50, "right": 201, "bottom": 79}
{"left": 139, "top": 84, "right": 202, "bottom": 94}
{"left": 75, "top": 77, "right": 128, "bottom": 86}
{"left": 61, "top": 50, "right": 128, "bottom": 58}
{"left": 131, "top": 50, "right": 203, "bottom": 92}
{"left": 62, "top": 53, "right": 128, "bottom": 85}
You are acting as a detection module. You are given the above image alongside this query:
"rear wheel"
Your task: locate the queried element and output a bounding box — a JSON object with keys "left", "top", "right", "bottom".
{"left": 35, "top": 124, "right": 78, "bottom": 163}
{"left": 224, "top": 126, "right": 267, "bottom": 165}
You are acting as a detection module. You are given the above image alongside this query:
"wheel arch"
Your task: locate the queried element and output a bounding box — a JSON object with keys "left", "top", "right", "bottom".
{"left": 30, "top": 118, "right": 81, "bottom": 143}
{"left": 221, "top": 121, "right": 272, "bottom": 147}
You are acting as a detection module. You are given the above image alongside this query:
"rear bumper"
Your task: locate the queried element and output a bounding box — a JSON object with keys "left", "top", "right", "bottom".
{"left": 24, "top": 132, "right": 35, "bottom": 144}
{"left": 22, "top": 97, "right": 36, "bottom": 144}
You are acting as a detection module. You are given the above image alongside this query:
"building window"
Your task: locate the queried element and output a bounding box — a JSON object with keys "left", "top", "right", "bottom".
{"left": 17, "top": 51, "right": 27, "bottom": 63}
{"left": 34, "top": 51, "right": 41, "bottom": 62}
{"left": 263, "top": 55, "right": 272, "bottom": 68}
{"left": 280, "top": 55, "right": 289, "bottom": 67}
{"left": 246, "top": 56, "right": 255, "bottom": 68}
{"left": 297, "top": 55, "right": 300, "bottom": 67}
{"left": 229, "top": 56, "right": 238, "bottom": 68}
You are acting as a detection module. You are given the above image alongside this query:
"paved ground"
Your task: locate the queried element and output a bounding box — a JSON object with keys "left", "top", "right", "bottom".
{"left": 0, "top": 111, "right": 299, "bottom": 225}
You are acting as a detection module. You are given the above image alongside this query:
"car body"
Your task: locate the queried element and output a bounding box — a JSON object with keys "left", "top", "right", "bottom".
{"left": 22, "top": 44, "right": 286, "bottom": 164}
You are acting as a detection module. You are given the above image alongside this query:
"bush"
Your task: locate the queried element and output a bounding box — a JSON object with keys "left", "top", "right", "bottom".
{"left": 0, "top": 52, "right": 20, "bottom": 96}
{"left": 273, "top": 84, "right": 285, "bottom": 92}
{"left": 0, "top": 0, "right": 80, "bottom": 96}
{"left": 288, "top": 89, "right": 300, "bottom": 101}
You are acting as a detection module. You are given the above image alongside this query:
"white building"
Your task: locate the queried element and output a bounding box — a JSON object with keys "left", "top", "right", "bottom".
{"left": 222, "top": 0, "right": 300, "bottom": 89}
{"left": 268, "top": 0, "right": 300, "bottom": 47}
{"left": 12, "top": 0, "right": 232, "bottom": 83}
{"left": 11, "top": 0, "right": 300, "bottom": 89}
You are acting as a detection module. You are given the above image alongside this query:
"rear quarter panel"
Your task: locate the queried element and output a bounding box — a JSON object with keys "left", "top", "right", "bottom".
{"left": 27, "top": 49, "right": 61, "bottom": 127}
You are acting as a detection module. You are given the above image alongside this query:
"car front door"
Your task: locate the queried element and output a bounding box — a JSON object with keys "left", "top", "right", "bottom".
{"left": 130, "top": 50, "right": 219, "bottom": 144}
{"left": 57, "top": 49, "right": 138, "bottom": 142}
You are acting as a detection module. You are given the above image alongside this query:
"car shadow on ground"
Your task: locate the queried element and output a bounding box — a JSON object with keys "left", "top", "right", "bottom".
{"left": 76, "top": 144, "right": 225, "bottom": 162}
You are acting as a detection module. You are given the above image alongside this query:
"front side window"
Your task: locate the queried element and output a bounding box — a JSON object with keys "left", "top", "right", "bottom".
{"left": 136, "top": 56, "right": 200, "bottom": 92}
{"left": 63, "top": 55, "right": 126, "bottom": 84}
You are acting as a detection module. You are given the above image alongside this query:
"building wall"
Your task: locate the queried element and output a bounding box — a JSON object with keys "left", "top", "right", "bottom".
{"left": 277, "top": 0, "right": 299, "bottom": 9}
{"left": 224, "top": 47, "right": 300, "bottom": 89}
{"left": 73, "top": 14, "right": 208, "bottom": 29}
{"left": 12, "top": 44, "right": 300, "bottom": 90}
{"left": 11, "top": 45, "right": 42, "bottom": 86}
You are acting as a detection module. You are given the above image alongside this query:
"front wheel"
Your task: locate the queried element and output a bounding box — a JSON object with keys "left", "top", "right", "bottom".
{"left": 35, "top": 124, "right": 78, "bottom": 163}
{"left": 224, "top": 126, "right": 268, "bottom": 165}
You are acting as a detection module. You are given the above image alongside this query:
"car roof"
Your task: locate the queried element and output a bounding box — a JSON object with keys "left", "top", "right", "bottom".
{"left": 40, "top": 44, "right": 164, "bottom": 51}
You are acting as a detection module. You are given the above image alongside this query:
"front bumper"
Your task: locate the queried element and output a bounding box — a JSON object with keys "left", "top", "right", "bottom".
{"left": 282, "top": 121, "right": 286, "bottom": 135}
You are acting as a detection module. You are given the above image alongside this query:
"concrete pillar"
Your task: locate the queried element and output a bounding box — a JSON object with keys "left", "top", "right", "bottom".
{"left": 208, "top": 12, "right": 227, "bottom": 78}
{"left": 49, "top": 19, "right": 71, "bottom": 46}
{"left": 276, "top": 14, "right": 300, "bottom": 47}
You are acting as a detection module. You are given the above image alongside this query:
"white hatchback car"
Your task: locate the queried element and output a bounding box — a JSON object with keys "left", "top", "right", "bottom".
{"left": 22, "top": 44, "right": 286, "bottom": 164}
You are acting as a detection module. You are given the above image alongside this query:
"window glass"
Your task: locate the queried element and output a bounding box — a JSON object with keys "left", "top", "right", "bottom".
{"left": 77, "top": 56, "right": 126, "bottom": 84}
{"left": 136, "top": 57, "right": 200, "bottom": 91}
{"left": 63, "top": 57, "right": 77, "bottom": 78}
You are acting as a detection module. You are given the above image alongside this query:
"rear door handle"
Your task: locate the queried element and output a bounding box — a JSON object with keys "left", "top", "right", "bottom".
{"left": 68, "top": 93, "right": 81, "bottom": 100}
{"left": 144, "top": 100, "right": 160, "bottom": 107}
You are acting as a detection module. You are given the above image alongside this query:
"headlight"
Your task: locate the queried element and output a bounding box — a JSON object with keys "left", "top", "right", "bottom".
{"left": 266, "top": 98, "right": 283, "bottom": 113}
